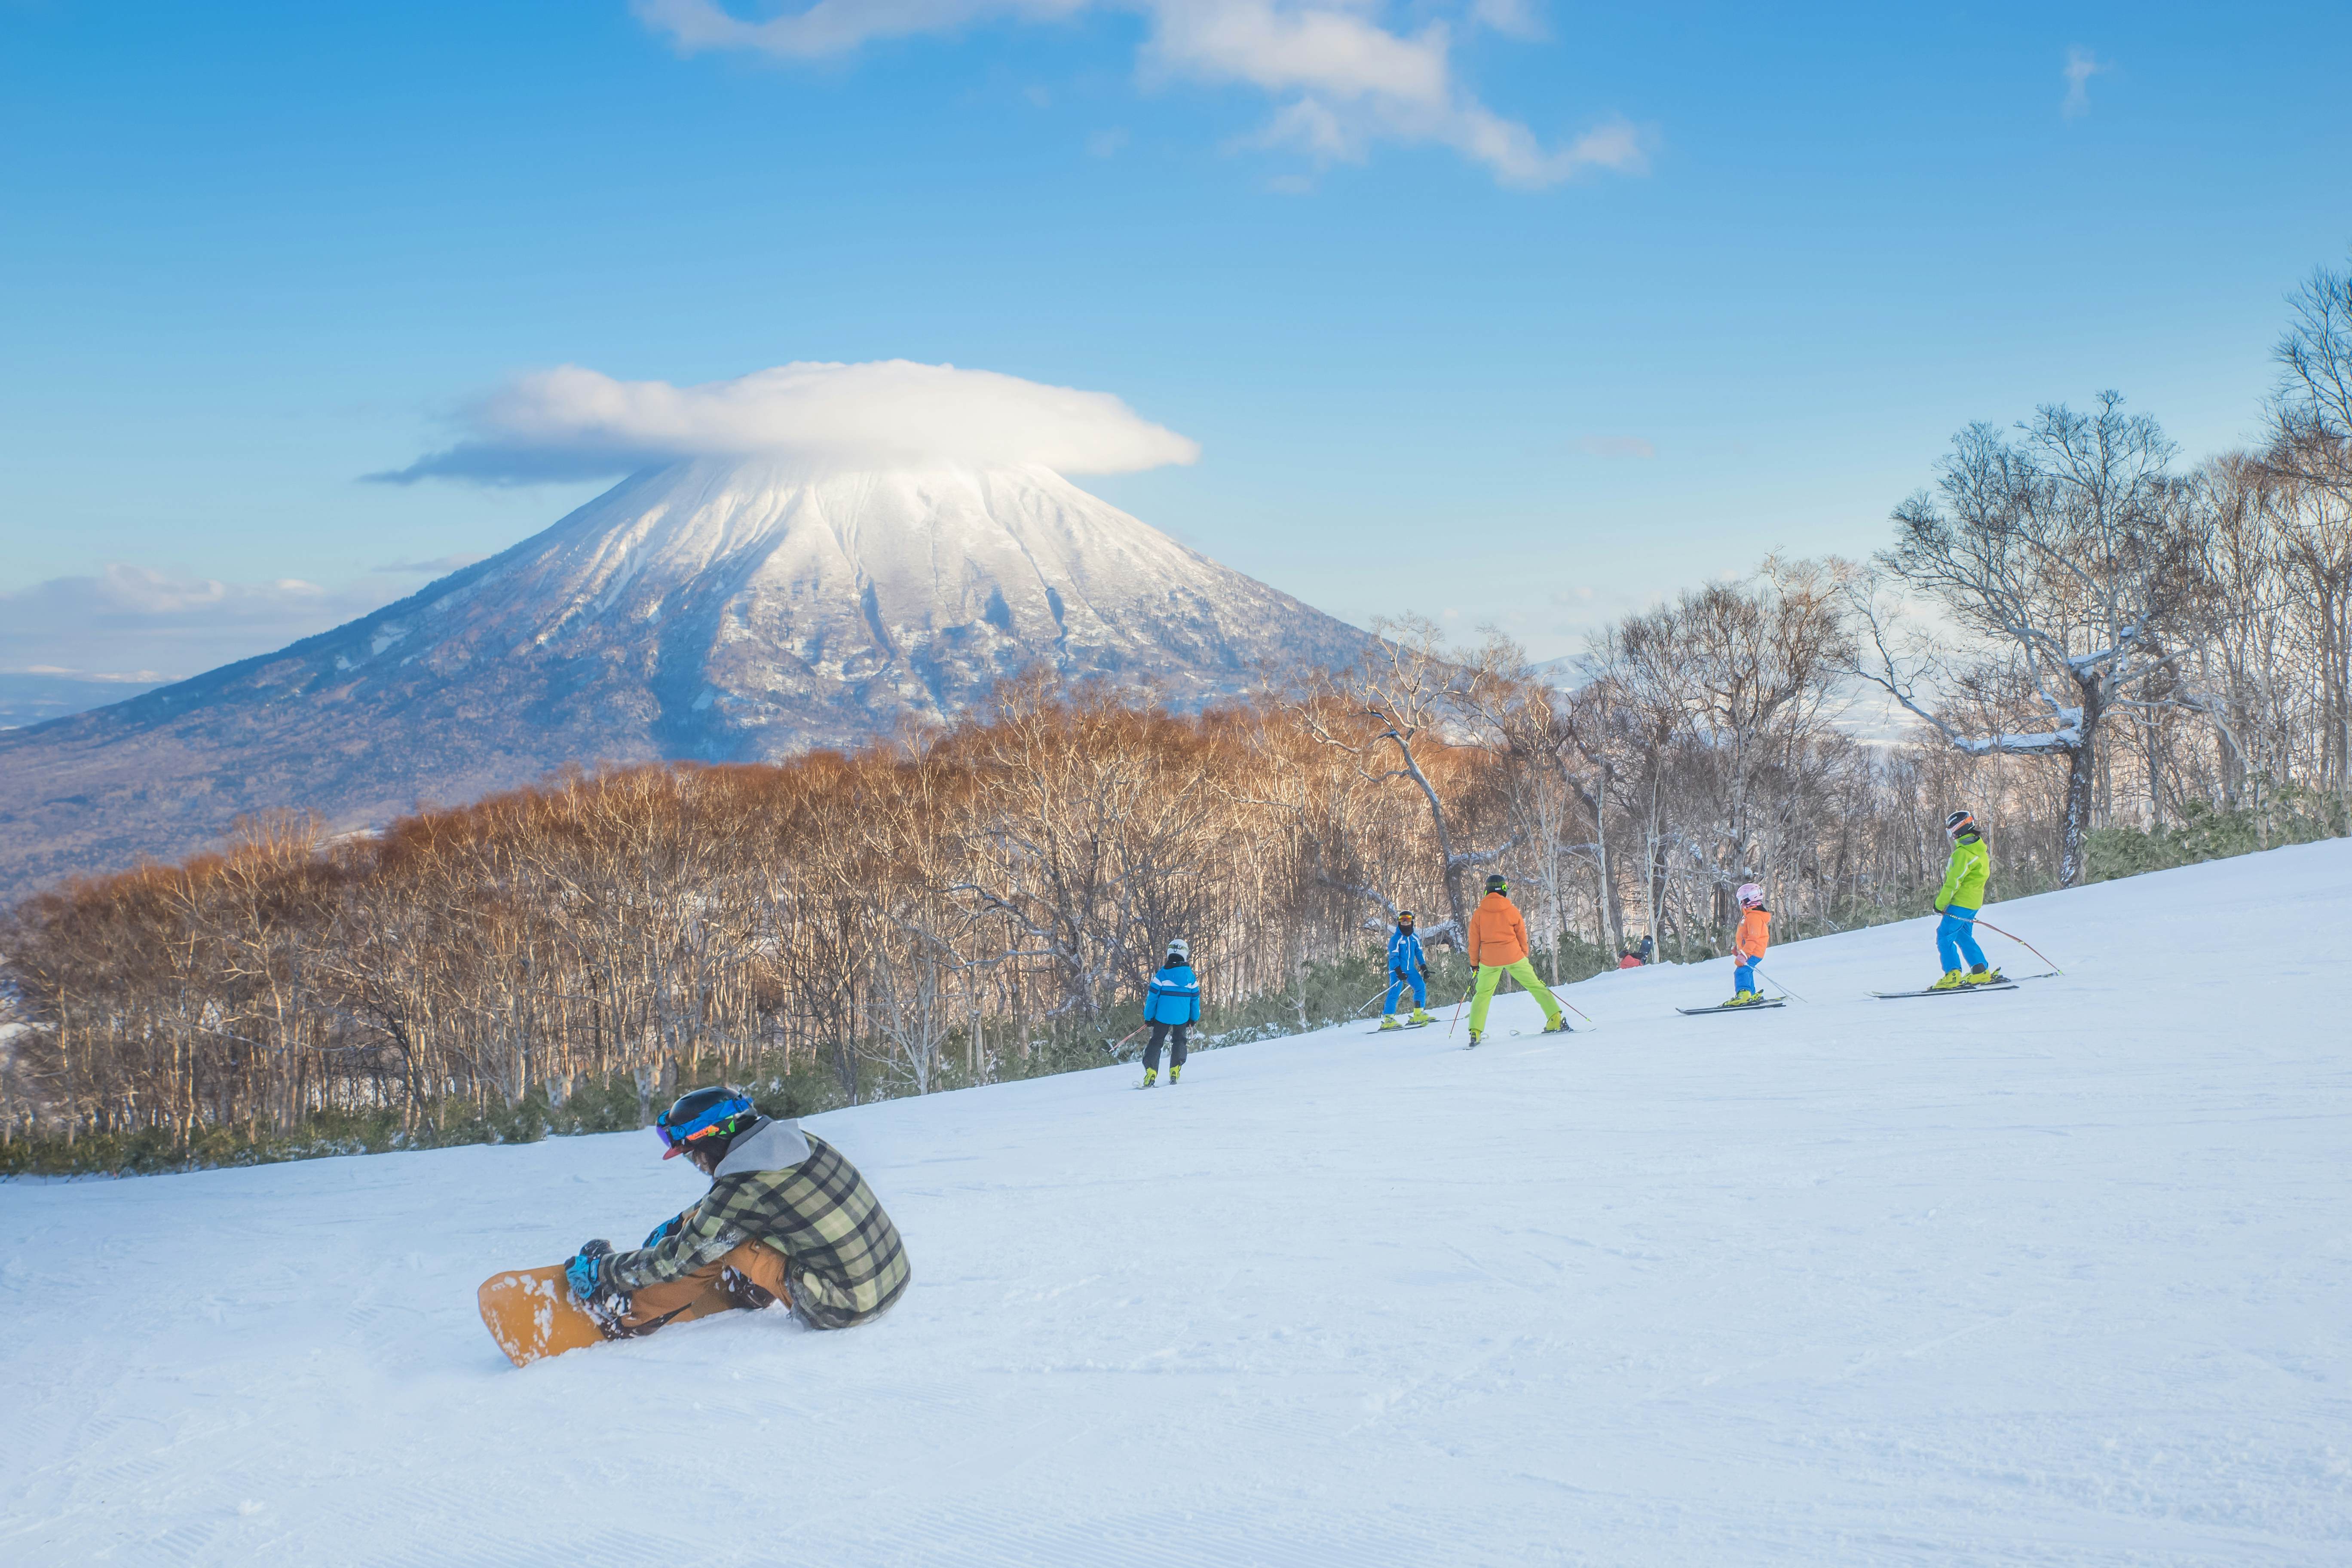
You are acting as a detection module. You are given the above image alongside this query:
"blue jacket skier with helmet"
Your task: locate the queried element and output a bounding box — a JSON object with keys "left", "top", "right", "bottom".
{"left": 1140, "top": 938, "right": 1200, "bottom": 1087}
{"left": 1931, "top": 809, "right": 2003, "bottom": 989}
{"left": 1381, "top": 910, "right": 1434, "bottom": 1030}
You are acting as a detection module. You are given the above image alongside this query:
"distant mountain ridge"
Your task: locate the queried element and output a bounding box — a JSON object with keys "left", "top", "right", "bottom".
{"left": 0, "top": 459, "right": 1367, "bottom": 902}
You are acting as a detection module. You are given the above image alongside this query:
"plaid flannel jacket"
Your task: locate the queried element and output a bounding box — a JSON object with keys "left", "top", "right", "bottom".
{"left": 605, "top": 1130, "right": 910, "bottom": 1330}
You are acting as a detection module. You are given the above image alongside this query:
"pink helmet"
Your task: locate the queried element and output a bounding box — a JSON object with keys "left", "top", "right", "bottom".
{"left": 1736, "top": 882, "right": 1764, "bottom": 908}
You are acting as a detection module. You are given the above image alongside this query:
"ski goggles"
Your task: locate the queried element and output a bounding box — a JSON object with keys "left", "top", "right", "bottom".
{"left": 654, "top": 1093, "right": 753, "bottom": 1159}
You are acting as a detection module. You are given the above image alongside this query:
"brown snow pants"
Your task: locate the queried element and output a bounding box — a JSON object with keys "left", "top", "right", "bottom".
{"left": 612, "top": 1240, "right": 793, "bottom": 1338}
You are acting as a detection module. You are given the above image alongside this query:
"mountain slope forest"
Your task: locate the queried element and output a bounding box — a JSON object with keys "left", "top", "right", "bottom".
{"left": 4, "top": 261, "right": 2350, "bottom": 1171}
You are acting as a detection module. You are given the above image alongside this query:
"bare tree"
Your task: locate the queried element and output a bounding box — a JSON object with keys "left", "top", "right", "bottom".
{"left": 1850, "top": 394, "right": 2206, "bottom": 884}
{"left": 1286, "top": 616, "right": 1511, "bottom": 947}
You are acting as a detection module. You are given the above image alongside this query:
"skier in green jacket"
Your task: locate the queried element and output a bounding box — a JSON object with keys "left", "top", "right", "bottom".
{"left": 1929, "top": 809, "right": 2002, "bottom": 989}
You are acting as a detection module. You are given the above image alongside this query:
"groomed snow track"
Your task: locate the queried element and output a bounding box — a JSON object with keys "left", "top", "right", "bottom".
{"left": 5, "top": 842, "right": 2348, "bottom": 1565}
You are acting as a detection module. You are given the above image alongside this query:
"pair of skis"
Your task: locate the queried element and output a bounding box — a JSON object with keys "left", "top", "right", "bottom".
{"left": 1677, "top": 971, "right": 2060, "bottom": 1014}
{"left": 1868, "top": 969, "right": 2059, "bottom": 999}
{"left": 1464, "top": 1023, "right": 1576, "bottom": 1049}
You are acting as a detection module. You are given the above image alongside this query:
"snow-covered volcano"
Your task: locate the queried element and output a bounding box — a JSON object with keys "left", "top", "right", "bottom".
{"left": 0, "top": 461, "right": 1365, "bottom": 899}
{"left": 450, "top": 456, "right": 1357, "bottom": 746}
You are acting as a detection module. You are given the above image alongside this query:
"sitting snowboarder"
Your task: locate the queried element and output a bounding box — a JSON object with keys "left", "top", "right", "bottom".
{"left": 1141, "top": 938, "right": 1201, "bottom": 1087}
{"left": 1380, "top": 910, "right": 1435, "bottom": 1029}
{"left": 561, "top": 1087, "right": 910, "bottom": 1339}
{"left": 1723, "top": 882, "right": 1770, "bottom": 1005}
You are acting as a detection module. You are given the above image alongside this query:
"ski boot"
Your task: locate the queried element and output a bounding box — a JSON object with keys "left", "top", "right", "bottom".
{"left": 1963, "top": 964, "right": 2005, "bottom": 985}
{"left": 1169, "top": 1063, "right": 1182, "bottom": 1084}
{"left": 1541, "top": 1016, "right": 1572, "bottom": 1033}
{"left": 1141, "top": 1067, "right": 1158, "bottom": 1088}
{"left": 1929, "top": 969, "right": 1967, "bottom": 991}
{"left": 1409, "top": 1007, "right": 1434, "bottom": 1026}
{"left": 1378, "top": 1014, "right": 1403, "bottom": 1031}
{"left": 1466, "top": 1030, "right": 1482, "bottom": 1048}
{"left": 1722, "top": 989, "right": 1759, "bottom": 1007}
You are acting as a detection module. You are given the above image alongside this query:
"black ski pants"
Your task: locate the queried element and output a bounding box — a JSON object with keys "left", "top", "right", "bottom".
{"left": 1145, "top": 1023, "right": 1188, "bottom": 1072}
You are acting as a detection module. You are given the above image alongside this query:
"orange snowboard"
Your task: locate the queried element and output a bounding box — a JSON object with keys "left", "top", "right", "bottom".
{"left": 479, "top": 1264, "right": 610, "bottom": 1367}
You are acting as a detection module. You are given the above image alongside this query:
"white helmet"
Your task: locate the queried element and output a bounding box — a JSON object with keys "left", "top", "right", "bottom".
{"left": 1166, "top": 938, "right": 1189, "bottom": 960}
{"left": 1736, "top": 882, "right": 1764, "bottom": 909}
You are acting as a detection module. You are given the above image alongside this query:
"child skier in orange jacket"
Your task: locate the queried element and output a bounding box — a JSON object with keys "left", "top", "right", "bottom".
{"left": 1726, "top": 882, "right": 1770, "bottom": 1005}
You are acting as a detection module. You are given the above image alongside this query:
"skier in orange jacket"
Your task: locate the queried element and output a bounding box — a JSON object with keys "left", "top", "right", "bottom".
{"left": 1464, "top": 873, "right": 1567, "bottom": 1045}
{"left": 1724, "top": 882, "right": 1770, "bottom": 1005}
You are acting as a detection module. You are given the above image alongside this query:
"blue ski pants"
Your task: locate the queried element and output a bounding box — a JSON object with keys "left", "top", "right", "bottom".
{"left": 1385, "top": 968, "right": 1427, "bottom": 1013}
{"left": 1937, "top": 905, "right": 1988, "bottom": 972}
{"left": 1734, "top": 956, "right": 1760, "bottom": 994}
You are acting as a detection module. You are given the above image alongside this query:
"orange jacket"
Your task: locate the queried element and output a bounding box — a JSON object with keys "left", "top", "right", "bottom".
{"left": 1735, "top": 906, "right": 1771, "bottom": 962}
{"left": 1466, "top": 893, "right": 1531, "bottom": 966}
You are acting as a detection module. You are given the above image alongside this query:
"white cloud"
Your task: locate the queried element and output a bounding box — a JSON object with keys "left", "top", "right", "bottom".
{"left": 632, "top": 0, "right": 1645, "bottom": 187}
{"left": 0, "top": 565, "right": 401, "bottom": 682}
{"left": 2062, "top": 46, "right": 2106, "bottom": 119}
{"left": 374, "top": 360, "right": 1200, "bottom": 484}
{"left": 1468, "top": 0, "right": 1545, "bottom": 42}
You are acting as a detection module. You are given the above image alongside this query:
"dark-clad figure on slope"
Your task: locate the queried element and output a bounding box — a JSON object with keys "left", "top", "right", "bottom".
{"left": 1141, "top": 938, "right": 1201, "bottom": 1087}
{"left": 561, "top": 1087, "right": 910, "bottom": 1339}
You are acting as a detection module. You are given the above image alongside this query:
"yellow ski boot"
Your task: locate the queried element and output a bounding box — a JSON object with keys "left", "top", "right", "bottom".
{"left": 1409, "top": 1007, "right": 1434, "bottom": 1026}
{"left": 1722, "top": 989, "right": 1760, "bottom": 1006}
{"left": 1169, "top": 1063, "right": 1182, "bottom": 1084}
{"left": 1378, "top": 1014, "right": 1404, "bottom": 1031}
{"left": 1929, "top": 969, "right": 1967, "bottom": 991}
{"left": 1141, "top": 1067, "right": 1157, "bottom": 1087}
{"left": 1963, "top": 964, "right": 2005, "bottom": 985}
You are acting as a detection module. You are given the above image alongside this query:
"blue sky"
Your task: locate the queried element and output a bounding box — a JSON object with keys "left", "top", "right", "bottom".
{"left": 3, "top": 0, "right": 2347, "bottom": 679}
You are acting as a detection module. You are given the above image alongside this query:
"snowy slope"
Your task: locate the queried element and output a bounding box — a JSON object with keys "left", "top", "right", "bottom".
{"left": 5, "top": 842, "right": 2349, "bottom": 1566}
{"left": 0, "top": 459, "right": 1366, "bottom": 901}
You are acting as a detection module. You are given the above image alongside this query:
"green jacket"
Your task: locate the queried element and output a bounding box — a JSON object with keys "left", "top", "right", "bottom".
{"left": 1936, "top": 836, "right": 1990, "bottom": 911}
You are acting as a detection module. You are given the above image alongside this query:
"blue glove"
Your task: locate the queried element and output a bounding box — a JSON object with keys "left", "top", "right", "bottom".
{"left": 565, "top": 1239, "right": 613, "bottom": 1302}
{"left": 642, "top": 1215, "right": 682, "bottom": 1250}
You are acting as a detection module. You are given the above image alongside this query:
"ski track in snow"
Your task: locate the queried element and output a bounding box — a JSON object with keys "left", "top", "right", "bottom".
{"left": 5, "top": 843, "right": 2350, "bottom": 1565}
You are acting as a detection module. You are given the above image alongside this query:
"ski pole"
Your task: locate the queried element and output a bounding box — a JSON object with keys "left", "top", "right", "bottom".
{"left": 1972, "top": 917, "right": 2064, "bottom": 974}
{"left": 1103, "top": 1024, "right": 1147, "bottom": 1059}
{"left": 1554, "top": 994, "right": 1594, "bottom": 1024}
{"left": 1446, "top": 974, "right": 1476, "bottom": 1038}
{"left": 1348, "top": 984, "right": 1392, "bottom": 1020}
{"left": 1764, "top": 973, "right": 1807, "bottom": 1003}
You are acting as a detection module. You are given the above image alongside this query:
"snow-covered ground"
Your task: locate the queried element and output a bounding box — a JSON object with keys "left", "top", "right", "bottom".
{"left": 6, "top": 843, "right": 2349, "bottom": 1565}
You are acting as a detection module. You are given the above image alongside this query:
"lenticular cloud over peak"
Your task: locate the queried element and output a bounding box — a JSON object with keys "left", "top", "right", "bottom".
{"left": 374, "top": 360, "right": 1201, "bottom": 484}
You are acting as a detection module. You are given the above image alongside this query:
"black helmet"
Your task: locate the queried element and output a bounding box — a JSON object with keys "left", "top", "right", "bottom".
{"left": 1945, "top": 809, "right": 1978, "bottom": 839}
{"left": 656, "top": 1086, "right": 758, "bottom": 1161}
{"left": 1396, "top": 909, "right": 1415, "bottom": 925}
{"left": 1485, "top": 873, "right": 1508, "bottom": 894}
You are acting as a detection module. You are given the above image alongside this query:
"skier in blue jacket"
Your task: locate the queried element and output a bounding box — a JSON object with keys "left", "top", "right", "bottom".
{"left": 1141, "top": 938, "right": 1201, "bottom": 1087}
{"left": 1380, "top": 910, "right": 1435, "bottom": 1030}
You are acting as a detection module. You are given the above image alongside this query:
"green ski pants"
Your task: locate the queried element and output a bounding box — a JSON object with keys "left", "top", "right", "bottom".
{"left": 1467, "top": 959, "right": 1562, "bottom": 1035}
